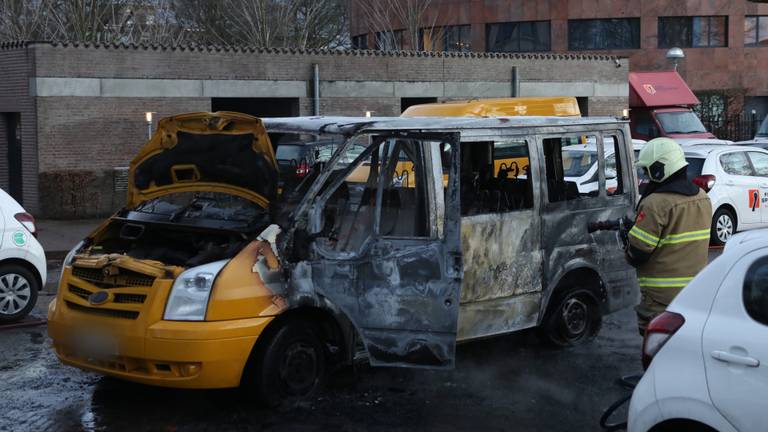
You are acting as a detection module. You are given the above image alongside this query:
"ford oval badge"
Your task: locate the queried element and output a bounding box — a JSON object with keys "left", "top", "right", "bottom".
{"left": 88, "top": 291, "right": 110, "bottom": 305}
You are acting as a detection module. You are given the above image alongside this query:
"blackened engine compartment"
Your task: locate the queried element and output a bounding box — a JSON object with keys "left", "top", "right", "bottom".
{"left": 90, "top": 218, "right": 259, "bottom": 268}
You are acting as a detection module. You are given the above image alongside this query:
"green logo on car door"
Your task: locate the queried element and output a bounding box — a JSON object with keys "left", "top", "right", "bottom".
{"left": 12, "top": 231, "right": 27, "bottom": 247}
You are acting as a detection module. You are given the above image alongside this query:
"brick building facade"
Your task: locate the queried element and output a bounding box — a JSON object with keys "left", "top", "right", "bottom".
{"left": 0, "top": 41, "right": 627, "bottom": 218}
{"left": 351, "top": 0, "right": 768, "bottom": 116}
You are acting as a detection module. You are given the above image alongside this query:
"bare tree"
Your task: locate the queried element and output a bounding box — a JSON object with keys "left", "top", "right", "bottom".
{"left": 0, "top": 0, "right": 56, "bottom": 41}
{"left": 354, "top": 0, "right": 437, "bottom": 50}
{"left": 176, "top": 0, "right": 349, "bottom": 49}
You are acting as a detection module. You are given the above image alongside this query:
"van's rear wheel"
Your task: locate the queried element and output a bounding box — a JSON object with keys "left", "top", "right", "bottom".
{"left": 538, "top": 289, "right": 601, "bottom": 346}
{"left": 244, "top": 319, "right": 327, "bottom": 406}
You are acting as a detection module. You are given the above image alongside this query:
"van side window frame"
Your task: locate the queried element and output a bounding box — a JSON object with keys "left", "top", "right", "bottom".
{"left": 599, "top": 131, "right": 631, "bottom": 199}
{"left": 457, "top": 134, "right": 540, "bottom": 217}
{"left": 538, "top": 132, "right": 606, "bottom": 210}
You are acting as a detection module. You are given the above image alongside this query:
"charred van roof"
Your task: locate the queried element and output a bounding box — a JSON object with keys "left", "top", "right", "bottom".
{"left": 263, "top": 116, "right": 629, "bottom": 137}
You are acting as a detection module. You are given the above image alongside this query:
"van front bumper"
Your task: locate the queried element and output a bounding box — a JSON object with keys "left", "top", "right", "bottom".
{"left": 48, "top": 300, "right": 274, "bottom": 389}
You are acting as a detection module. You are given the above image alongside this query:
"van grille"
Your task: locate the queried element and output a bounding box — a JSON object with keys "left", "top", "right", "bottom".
{"left": 65, "top": 301, "right": 140, "bottom": 320}
{"left": 67, "top": 285, "right": 147, "bottom": 305}
{"left": 71, "top": 267, "right": 155, "bottom": 288}
{"left": 114, "top": 293, "right": 147, "bottom": 304}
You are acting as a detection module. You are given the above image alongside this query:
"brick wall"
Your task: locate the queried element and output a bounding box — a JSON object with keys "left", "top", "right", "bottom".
{"left": 36, "top": 97, "right": 209, "bottom": 218}
{"left": 26, "top": 43, "right": 627, "bottom": 218}
{"left": 0, "top": 45, "right": 38, "bottom": 213}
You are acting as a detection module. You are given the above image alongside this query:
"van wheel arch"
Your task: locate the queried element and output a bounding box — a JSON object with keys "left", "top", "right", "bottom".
{"left": 240, "top": 306, "right": 350, "bottom": 404}
{"left": 538, "top": 267, "right": 605, "bottom": 346}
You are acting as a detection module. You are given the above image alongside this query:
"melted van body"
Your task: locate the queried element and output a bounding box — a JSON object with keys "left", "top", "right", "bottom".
{"left": 48, "top": 113, "right": 639, "bottom": 400}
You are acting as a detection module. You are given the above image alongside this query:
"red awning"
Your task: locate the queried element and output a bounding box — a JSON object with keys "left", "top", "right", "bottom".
{"left": 628, "top": 71, "right": 700, "bottom": 108}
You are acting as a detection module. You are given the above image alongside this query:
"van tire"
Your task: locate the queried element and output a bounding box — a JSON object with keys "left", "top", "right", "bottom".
{"left": 711, "top": 207, "right": 736, "bottom": 246}
{"left": 0, "top": 264, "right": 39, "bottom": 323}
{"left": 538, "top": 288, "right": 601, "bottom": 347}
{"left": 243, "top": 319, "right": 327, "bottom": 407}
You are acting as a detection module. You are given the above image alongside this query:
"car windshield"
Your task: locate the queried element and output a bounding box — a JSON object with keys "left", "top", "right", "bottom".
{"left": 757, "top": 115, "right": 768, "bottom": 137}
{"left": 276, "top": 145, "right": 305, "bottom": 161}
{"left": 656, "top": 111, "right": 707, "bottom": 134}
{"left": 562, "top": 150, "right": 597, "bottom": 177}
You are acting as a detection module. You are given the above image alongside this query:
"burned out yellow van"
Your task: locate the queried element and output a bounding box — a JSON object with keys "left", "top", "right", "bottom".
{"left": 48, "top": 111, "right": 639, "bottom": 403}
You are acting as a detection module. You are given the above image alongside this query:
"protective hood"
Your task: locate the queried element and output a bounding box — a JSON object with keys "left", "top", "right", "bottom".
{"left": 128, "top": 112, "right": 278, "bottom": 208}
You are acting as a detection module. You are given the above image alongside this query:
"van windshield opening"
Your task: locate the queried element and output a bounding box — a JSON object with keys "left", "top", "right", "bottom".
{"left": 655, "top": 111, "right": 707, "bottom": 134}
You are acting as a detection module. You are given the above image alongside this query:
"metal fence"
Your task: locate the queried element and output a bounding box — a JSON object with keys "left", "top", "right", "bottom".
{"left": 699, "top": 112, "right": 763, "bottom": 142}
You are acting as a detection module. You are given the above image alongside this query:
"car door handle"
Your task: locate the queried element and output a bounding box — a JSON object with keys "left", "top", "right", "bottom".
{"left": 710, "top": 350, "right": 760, "bottom": 367}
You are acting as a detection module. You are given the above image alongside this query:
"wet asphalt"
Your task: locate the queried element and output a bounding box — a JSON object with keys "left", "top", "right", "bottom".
{"left": 0, "top": 250, "right": 723, "bottom": 432}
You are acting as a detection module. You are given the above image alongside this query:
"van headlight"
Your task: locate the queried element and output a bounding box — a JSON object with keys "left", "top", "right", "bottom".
{"left": 164, "top": 260, "right": 229, "bottom": 321}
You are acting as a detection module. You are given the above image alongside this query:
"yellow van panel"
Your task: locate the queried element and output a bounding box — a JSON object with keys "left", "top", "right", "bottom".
{"left": 401, "top": 97, "right": 581, "bottom": 118}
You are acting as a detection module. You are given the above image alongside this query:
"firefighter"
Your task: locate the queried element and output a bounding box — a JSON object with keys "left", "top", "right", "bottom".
{"left": 626, "top": 137, "right": 712, "bottom": 335}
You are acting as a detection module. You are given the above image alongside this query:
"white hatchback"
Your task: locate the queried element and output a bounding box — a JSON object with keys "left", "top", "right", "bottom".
{"left": 681, "top": 144, "right": 768, "bottom": 246}
{"left": 629, "top": 230, "right": 768, "bottom": 432}
{"left": 0, "top": 188, "right": 46, "bottom": 322}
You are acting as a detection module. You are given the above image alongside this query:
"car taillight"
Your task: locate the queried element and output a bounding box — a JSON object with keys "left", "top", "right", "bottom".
{"left": 692, "top": 175, "right": 715, "bottom": 192}
{"left": 642, "top": 311, "right": 685, "bottom": 369}
{"left": 295, "top": 162, "right": 309, "bottom": 177}
{"left": 14, "top": 212, "right": 37, "bottom": 237}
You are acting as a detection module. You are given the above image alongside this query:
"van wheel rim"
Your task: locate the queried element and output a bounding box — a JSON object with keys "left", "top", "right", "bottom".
{"left": 0, "top": 273, "right": 31, "bottom": 315}
{"left": 716, "top": 215, "right": 733, "bottom": 242}
{"left": 562, "top": 298, "right": 588, "bottom": 336}
{"left": 279, "top": 342, "right": 319, "bottom": 394}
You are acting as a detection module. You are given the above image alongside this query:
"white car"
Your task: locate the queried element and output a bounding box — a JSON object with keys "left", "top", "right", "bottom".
{"left": 0, "top": 188, "right": 46, "bottom": 322}
{"left": 629, "top": 230, "right": 768, "bottom": 432}
{"left": 682, "top": 144, "right": 768, "bottom": 246}
{"left": 562, "top": 139, "right": 646, "bottom": 195}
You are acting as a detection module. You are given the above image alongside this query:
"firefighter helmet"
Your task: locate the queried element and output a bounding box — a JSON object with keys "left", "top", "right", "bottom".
{"left": 636, "top": 137, "right": 688, "bottom": 183}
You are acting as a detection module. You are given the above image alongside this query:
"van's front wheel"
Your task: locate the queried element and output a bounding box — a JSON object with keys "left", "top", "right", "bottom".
{"left": 538, "top": 289, "right": 601, "bottom": 347}
{"left": 244, "top": 319, "right": 327, "bottom": 406}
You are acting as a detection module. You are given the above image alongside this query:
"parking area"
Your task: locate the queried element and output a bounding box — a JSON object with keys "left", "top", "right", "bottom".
{"left": 0, "top": 249, "right": 723, "bottom": 432}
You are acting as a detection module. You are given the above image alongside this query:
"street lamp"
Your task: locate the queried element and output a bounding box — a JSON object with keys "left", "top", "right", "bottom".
{"left": 145, "top": 111, "right": 156, "bottom": 139}
{"left": 665, "top": 47, "right": 685, "bottom": 71}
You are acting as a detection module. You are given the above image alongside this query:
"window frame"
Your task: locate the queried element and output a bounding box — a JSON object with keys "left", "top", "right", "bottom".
{"left": 567, "top": 18, "right": 641, "bottom": 50}
{"left": 602, "top": 133, "right": 630, "bottom": 198}
{"left": 375, "top": 30, "right": 404, "bottom": 51}
{"left": 419, "top": 25, "right": 472, "bottom": 52}
{"left": 485, "top": 20, "right": 551, "bottom": 53}
{"left": 743, "top": 255, "right": 768, "bottom": 327}
{"left": 748, "top": 151, "right": 768, "bottom": 177}
{"left": 658, "top": 16, "right": 729, "bottom": 48}
{"left": 351, "top": 34, "right": 368, "bottom": 50}
{"left": 719, "top": 151, "right": 756, "bottom": 177}
{"left": 540, "top": 133, "right": 605, "bottom": 207}
{"left": 745, "top": 15, "right": 768, "bottom": 47}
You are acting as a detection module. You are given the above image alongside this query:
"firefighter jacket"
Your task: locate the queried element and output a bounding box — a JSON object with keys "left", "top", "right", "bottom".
{"left": 627, "top": 186, "right": 712, "bottom": 307}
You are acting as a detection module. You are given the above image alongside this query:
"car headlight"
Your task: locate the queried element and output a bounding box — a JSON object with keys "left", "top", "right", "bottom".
{"left": 164, "top": 260, "right": 229, "bottom": 321}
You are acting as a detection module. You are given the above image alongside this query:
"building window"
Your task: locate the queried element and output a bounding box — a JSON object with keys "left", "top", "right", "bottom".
{"left": 745, "top": 16, "right": 768, "bottom": 47}
{"left": 419, "top": 25, "right": 471, "bottom": 52}
{"left": 375, "top": 30, "right": 403, "bottom": 51}
{"left": 568, "top": 18, "right": 640, "bottom": 50}
{"left": 658, "top": 16, "right": 728, "bottom": 48}
{"left": 486, "top": 21, "right": 551, "bottom": 52}
{"left": 351, "top": 34, "right": 368, "bottom": 49}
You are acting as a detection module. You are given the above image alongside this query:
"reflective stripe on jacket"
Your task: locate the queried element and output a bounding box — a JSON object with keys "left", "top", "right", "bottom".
{"left": 628, "top": 189, "right": 712, "bottom": 304}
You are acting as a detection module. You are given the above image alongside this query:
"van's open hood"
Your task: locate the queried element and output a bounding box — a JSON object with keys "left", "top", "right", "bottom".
{"left": 128, "top": 112, "right": 278, "bottom": 208}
